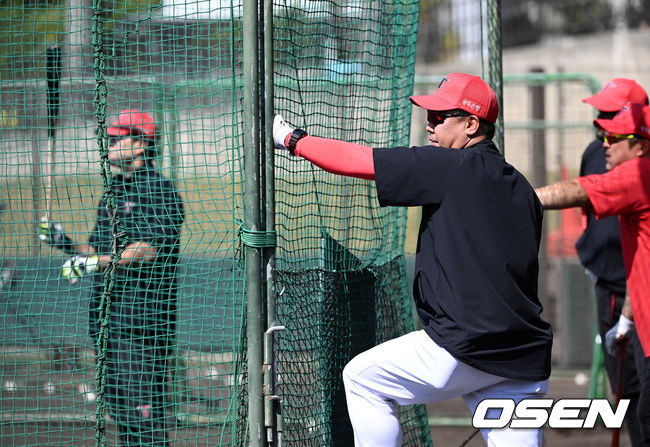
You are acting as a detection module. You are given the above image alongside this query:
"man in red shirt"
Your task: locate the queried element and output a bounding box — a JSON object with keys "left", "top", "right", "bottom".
{"left": 577, "top": 78, "right": 648, "bottom": 446}
{"left": 536, "top": 102, "right": 650, "bottom": 443}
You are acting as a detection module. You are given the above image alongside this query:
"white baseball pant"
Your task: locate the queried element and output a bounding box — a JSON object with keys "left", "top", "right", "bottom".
{"left": 342, "top": 330, "right": 549, "bottom": 447}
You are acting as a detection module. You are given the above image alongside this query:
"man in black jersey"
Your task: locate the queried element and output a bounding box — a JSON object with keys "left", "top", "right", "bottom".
{"left": 273, "top": 73, "right": 553, "bottom": 446}
{"left": 39, "top": 110, "right": 184, "bottom": 446}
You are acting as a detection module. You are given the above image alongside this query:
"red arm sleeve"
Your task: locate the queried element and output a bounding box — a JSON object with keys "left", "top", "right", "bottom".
{"left": 285, "top": 135, "right": 375, "bottom": 180}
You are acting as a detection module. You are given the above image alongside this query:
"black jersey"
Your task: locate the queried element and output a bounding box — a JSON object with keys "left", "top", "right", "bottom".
{"left": 373, "top": 140, "right": 552, "bottom": 381}
{"left": 575, "top": 138, "right": 626, "bottom": 295}
{"left": 88, "top": 166, "right": 184, "bottom": 341}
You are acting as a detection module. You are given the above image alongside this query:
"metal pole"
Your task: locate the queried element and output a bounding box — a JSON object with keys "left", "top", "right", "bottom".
{"left": 262, "top": 0, "right": 274, "bottom": 337}
{"left": 244, "top": 0, "right": 264, "bottom": 445}
{"left": 486, "top": 0, "right": 504, "bottom": 154}
{"left": 529, "top": 67, "right": 546, "bottom": 189}
{"left": 529, "top": 66, "right": 550, "bottom": 325}
{"left": 261, "top": 0, "right": 283, "bottom": 445}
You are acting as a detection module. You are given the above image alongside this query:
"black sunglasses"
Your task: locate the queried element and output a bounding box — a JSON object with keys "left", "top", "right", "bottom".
{"left": 107, "top": 135, "right": 133, "bottom": 146}
{"left": 427, "top": 109, "right": 470, "bottom": 127}
{"left": 597, "top": 111, "right": 618, "bottom": 120}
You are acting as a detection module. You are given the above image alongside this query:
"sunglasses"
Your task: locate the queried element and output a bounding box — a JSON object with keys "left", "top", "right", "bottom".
{"left": 427, "top": 109, "right": 470, "bottom": 127}
{"left": 603, "top": 133, "right": 638, "bottom": 145}
{"left": 108, "top": 135, "right": 132, "bottom": 147}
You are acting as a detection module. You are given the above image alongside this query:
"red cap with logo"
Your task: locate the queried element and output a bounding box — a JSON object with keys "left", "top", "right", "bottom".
{"left": 107, "top": 109, "right": 157, "bottom": 141}
{"left": 594, "top": 102, "right": 650, "bottom": 140}
{"left": 582, "top": 78, "right": 648, "bottom": 112}
{"left": 409, "top": 73, "right": 499, "bottom": 123}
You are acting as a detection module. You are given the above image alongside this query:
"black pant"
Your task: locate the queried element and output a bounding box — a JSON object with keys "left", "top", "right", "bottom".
{"left": 105, "top": 333, "right": 171, "bottom": 447}
{"left": 634, "top": 354, "right": 650, "bottom": 443}
{"left": 594, "top": 282, "right": 649, "bottom": 446}
{"left": 91, "top": 313, "right": 172, "bottom": 447}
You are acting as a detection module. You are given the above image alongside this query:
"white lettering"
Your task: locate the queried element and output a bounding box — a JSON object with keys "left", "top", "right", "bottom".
{"left": 583, "top": 399, "right": 630, "bottom": 428}
{"left": 548, "top": 399, "right": 590, "bottom": 428}
{"left": 472, "top": 399, "right": 628, "bottom": 430}
{"left": 510, "top": 399, "right": 553, "bottom": 429}
{"left": 472, "top": 399, "right": 515, "bottom": 429}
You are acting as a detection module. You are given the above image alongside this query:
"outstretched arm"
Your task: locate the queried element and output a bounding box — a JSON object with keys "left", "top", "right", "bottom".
{"left": 273, "top": 115, "right": 375, "bottom": 180}
{"left": 293, "top": 136, "right": 375, "bottom": 180}
{"left": 534, "top": 179, "right": 590, "bottom": 210}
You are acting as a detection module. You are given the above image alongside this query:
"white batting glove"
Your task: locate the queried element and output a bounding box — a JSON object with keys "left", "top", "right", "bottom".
{"left": 605, "top": 315, "right": 634, "bottom": 356}
{"left": 273, "top": 115, "right": 294, "bottom": 151}
{"left": 61, "top": 255, "right": 100, "bottom": 284}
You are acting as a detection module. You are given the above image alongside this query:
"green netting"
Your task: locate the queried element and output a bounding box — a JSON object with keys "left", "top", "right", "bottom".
{"left": 272, "top": 2, "right": 428, "bottom": 445}
{"left": 0, "top": 0, "right": 428, "bottom": 446}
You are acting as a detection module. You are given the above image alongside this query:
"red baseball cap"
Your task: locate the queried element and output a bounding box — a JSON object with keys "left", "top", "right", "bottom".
{"left": 594, "top": 102, "right": 650, "bottom": 140}
{"left": 409, "top": 73, "right": 499, "bottom": 123}
{"left": 582, "top": 78, "right": 648, "bottom": 112}
{"left": 107, "top": 109, "right": 157, "bottom": 140}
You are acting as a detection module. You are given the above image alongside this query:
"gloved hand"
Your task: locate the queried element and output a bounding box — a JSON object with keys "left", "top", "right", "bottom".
{"left": 61, "top": 255, "right": 100, "bottom": 284}
{"left": 605, "top": 315, "right": 634, "bottom": 356}
{"left": 38, "top": 216, "right": 76, "bottom": 254}
{"left": 273, "top": 115, "right": 294, "bottom": 151}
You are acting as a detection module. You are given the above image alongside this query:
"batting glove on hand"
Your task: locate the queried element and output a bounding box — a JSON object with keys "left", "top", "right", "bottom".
{"left": 273, "top": 115, "right": 294, "bottom": 151}
{"left": 61, "top": 255, "right": 100, "bottom": 285}
{"left": 39, "top": 216, "right": 75, "bottom": 254}
{"left": 605, "top": 315, "right": 634, "bottom": 356}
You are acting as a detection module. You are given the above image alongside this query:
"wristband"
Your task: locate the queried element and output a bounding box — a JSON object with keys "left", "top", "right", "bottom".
{"left": 288, "top": 129, "right": 308, "bottom": 156}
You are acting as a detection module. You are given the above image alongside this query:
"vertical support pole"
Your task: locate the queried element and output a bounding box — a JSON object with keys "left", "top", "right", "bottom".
{"left": 529, "top": 67, "right": 546, "bottom": 188}
{"left": 168, "top": 91, "right": 180, "bottom": 182}
{"left": 486, "top": 0, "right": 504, "bottom": 154}
{"left": 154, "top": 84, "right": 179, "bottom": 182}
{"left": 262, "top": 0, "right": 274, "bottom": 338}
{"left": 555, "top": 67, "right": 565, "bottom": 256}
{"left": 529, "top": 66, "right": 549, "bottom": 319}
{"left": 262, "top": 1, "right": 282, "bottom": 445}
{"left": 262, "top": 0, "right": 277, "bottom": 445}
{"left": 244, "top": 0, "right": 264, "bottom": 446}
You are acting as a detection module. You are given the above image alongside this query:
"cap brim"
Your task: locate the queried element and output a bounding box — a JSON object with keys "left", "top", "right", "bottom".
{"left": 409, "top": 95, "right": 457, "bottom": 111}
{"left": 582, "top": 94, "right": 622, "bottom": 112}
{"left": 593, "top": 118, "right": 634, "bottom": 134}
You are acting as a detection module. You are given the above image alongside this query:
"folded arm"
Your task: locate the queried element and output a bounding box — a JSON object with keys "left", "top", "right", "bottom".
{"left": 81, "top": 241, "right": 157, "bottom": 269}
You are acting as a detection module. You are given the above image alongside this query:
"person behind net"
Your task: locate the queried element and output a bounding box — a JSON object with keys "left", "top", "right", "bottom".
{"left": 38, "top": 109, "right": 185, "bottom": 446}
{"left": 576, "top": 78, "right": 649, "bottom": 447}
{"left": 273, "top": 73, "right": 553, "bottom": 447}
{"left": 536, "top": 102, "right": 650, "bottom": 444}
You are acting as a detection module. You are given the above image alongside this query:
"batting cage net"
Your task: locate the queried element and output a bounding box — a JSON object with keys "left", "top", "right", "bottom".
{"left": 0, "top": 0, "right": 429, "bottom": 446}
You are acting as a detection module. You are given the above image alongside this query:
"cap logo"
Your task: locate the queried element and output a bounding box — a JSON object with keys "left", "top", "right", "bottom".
{"left": 437, "top": 77, "right": 449, "bottom": 89}
{"left": 603, "top": 81, "right": 617, "bottom": 92}
{"left": 462, "top": 99, "right": 481, "bottom": 112}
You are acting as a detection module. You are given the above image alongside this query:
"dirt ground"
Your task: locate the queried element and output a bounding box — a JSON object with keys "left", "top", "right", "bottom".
{"left": 427, "top": 369, "right": 631, "bottom": 447}
{"left": 1, "top": 361, "right": 628, "bottom": 446}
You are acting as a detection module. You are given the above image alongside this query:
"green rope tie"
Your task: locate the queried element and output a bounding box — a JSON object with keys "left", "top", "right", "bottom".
{"left": 239, "top": 227, "right": 277, "bottom": 248}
